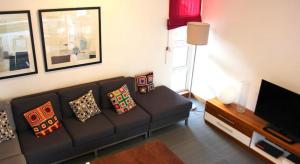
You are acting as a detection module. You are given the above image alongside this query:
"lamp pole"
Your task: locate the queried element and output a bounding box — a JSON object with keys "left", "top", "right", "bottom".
{"left": 186, "top": 22, "right": 210, "bottom": 111}
{"left": 188, "top": 45, "right": 197, "bottom": 99}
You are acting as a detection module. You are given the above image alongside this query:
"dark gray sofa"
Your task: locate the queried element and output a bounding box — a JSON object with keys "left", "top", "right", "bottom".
{"left": 10, "top": 76, "right": 192, "bottom": 164}
{"left": 0, "top": 101, "right": 26, "bottom": 164}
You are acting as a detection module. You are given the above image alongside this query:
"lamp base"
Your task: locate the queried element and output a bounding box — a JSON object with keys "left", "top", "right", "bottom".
{"left": 191, "top": 103, "right": 197, "bottom": 111}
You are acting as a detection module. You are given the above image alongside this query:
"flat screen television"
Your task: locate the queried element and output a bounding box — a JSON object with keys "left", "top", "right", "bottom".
{"left": 255, "top": 80, "right": 300, "bottom": 143}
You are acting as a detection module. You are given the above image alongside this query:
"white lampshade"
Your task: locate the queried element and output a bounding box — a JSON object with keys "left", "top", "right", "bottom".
{"left": 187, "top": 22, "right": 210, "bottom": 45}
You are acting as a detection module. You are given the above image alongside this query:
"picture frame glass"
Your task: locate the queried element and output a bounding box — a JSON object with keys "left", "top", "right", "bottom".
{"left": 0, "top": 12, "right": 37, "bottom": 79}
{"left": 40, "top": 8, "right": 101, "bottom": 71}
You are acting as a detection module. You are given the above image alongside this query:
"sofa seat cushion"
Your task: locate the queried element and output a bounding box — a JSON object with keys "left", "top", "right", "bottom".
{"left": 1, "top": 154, "right": 26, "bottom": 164}
{"left": 135, "top": 86, "right": 192, "bottom": 122}
{"left": 0, "top": 137, "right": 22, "bottom": 160}
{"left": 63, "top": 114, "right": 114, "bottom": 147}
{"left": 102, "top": 106, "right": 150, "bottom": 134}
{"left": 18, "top": 127, "right": 72, "bottom": 164}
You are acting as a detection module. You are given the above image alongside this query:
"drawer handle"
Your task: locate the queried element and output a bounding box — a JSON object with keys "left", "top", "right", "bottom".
{"left": 216, "top": 122, "right": 233, "bottom": 133}
{"left": 218, "top": 114, "right": 235, "bottom": 125}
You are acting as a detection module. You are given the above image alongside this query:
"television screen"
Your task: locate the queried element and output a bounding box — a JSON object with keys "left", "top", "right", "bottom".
{"left": 255, "top": 80, "right": 300, "bottom": 139}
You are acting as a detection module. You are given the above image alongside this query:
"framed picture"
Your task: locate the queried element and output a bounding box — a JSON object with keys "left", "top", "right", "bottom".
{"left": 0, "top": 10, "right": 38, "bottom": 80}
{"left": 39, "top": 7, "right": 102, "bottom": 72}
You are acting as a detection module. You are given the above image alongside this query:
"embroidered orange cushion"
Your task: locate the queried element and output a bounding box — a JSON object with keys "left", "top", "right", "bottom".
{"left": 24, "top": 101, "right": 61, "bottom": 137}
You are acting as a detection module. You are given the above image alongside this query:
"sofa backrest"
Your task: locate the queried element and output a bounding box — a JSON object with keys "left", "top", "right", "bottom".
{"left": 97, "top": 77, "right": 136, "bottom": 109}
{"left": 57, "top": 83, "right": 100, "bottom": 118}
{"left": 9, "top": 76, "right": 128, "bottom": 130}
{"left": 11, "top": 93, "right": 62, "bottom": 133}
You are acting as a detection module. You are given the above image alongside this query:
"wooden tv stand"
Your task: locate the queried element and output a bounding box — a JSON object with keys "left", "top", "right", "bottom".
{"left": 204, "top": 98, "right": 300, "bottom": 163}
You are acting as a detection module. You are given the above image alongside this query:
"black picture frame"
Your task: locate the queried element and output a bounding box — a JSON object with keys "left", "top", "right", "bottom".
{"left": 0, "top": 10, "right": 38, "bottom": 80}
{"left": 38, "top": 7, "right": 102, "bottom": 72}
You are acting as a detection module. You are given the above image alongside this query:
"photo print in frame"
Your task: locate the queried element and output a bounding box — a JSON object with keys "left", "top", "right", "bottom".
{"left": 0, "top": 10, "right": 37, "bottom": 80}
{"left": 39, "top": 7, "right": 102, "bottom": 72}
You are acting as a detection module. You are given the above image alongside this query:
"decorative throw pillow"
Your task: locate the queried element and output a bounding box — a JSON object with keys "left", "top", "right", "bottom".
{"left": 0, "top": 111, "right": 15, "bottom": 143}
{"left": 135, "top": 72, "right": 154, "bottom": 94}
{"left": 107, "top": 84, "right": 136, "bottom": 114}
{"left": 24, "top": 101, "right": 61, "bottom": 138}
{"left": 69, "top": 90, "right": 101, "bottom": 122}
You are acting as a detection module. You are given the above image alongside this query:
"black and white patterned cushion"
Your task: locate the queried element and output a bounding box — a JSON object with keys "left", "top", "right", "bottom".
{"left": 69, "top": 90, "right": 101, "bottom": 122}
{"left": 0, "top": 111, "right": 15, "bottom": 143}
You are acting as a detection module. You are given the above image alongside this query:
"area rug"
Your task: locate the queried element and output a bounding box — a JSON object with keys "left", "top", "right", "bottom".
{"left": 90, "top": 140, "right": 184, "bottom": 164}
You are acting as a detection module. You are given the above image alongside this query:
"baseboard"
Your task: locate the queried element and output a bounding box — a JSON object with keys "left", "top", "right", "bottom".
{"left": 191, "top": 94, "right": 206, "bottom": 104}
{"left": 177, "top": 90, "right": 189, "bottom": 98}
{"left": 177, "top": 90, "right": 207, "bottom": 104}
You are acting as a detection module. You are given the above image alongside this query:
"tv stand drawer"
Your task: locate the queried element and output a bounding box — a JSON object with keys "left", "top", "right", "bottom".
{"left": 206, "top": 103, "right": 253, "bottom": 137}
{"left": 204, "top": 112, "right": 251, "bottom": 146}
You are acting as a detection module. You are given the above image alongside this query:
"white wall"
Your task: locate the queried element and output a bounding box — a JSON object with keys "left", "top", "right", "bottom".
{"left": 0, "top": 0, "right": 171, "bottom": 99}
{"left": 193, "top": 0, "right": 300, "bottom": 110}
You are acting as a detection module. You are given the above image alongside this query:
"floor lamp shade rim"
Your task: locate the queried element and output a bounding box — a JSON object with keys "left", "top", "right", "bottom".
{"left": 187, "top": 22, "right": 210, "bottom": 45}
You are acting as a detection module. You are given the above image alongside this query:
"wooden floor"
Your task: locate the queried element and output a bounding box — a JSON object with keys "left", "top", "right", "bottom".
{"left": 64, "top": 100, "right": 264, "bottom": 164}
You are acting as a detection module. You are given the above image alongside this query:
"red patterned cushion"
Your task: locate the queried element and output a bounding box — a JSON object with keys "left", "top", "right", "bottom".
{"left": 135, "top": 72, "right": 154, "bottom": 94}
{"left": 24, "top": 101, "right": 61, "bottom": 137}
{"left": 107, "top": 84, "right": 136, "bottom": 114}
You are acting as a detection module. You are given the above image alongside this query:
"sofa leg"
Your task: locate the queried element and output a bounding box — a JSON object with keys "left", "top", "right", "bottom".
{"left": 94, "top": 150, "right": 98, "bottom": 157}
{"left": 144, "top": 132, "right": 148, "bottom": 139}
{"left": 185, "top": 118, "right": 189, "bottom": 126}
{"left": 148, "top": 130, "right": 152, "bottom": 137}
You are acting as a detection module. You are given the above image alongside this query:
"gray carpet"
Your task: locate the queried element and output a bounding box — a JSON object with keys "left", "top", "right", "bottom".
{"left": 63, "top": 99, "right": 263, "bottom": 164}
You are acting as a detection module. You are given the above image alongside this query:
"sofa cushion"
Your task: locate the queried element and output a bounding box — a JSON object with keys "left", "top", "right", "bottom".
{"left": 23, "top": 101, "right": 61, "bottom": 137}
{"left": 150, "top": 112, "right": 190, "bottom": 129}
{"left": 1, "top": 154, "right": 26, "bottom": 164}
{"left": 135, "top": 72, "right": 154, "bottom": 94}
{"left": 58, "top": 83, "right": 100, "bottom": 118}
{"left": 102, "top": 105, "right": 150, "bottom": 134}
{"left": 135, "top": 86, "right": 192, "bottom": 122}
{"left": 18, "top": 127, "right": 72, "bottom": 164}
{"left": 0, "top": 111, "right": 15, "bottom": 143}
{"left": 98, "top": 77, "right": 136, "bottom": 109}
{"left": 11, "top": 93, "right": 62, "bottom": 133}
{"left": 0, "top": 100, "right": 15, "bottom": 131}
{"left": 0, "top": 137, "right": 22, "bottom": 160}
{"left": 69, "top": 90, "right": 101, "bottom": 122}
{"left": 107, "top": 84, "right": 136, "bottom": 114}
{"left": 63, "top": 114, "right": 114, "bottom": 147}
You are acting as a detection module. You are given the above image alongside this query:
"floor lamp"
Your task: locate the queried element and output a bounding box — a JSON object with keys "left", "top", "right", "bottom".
{"left": 187, "top": 22, "right": 210, "bottom": 106}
